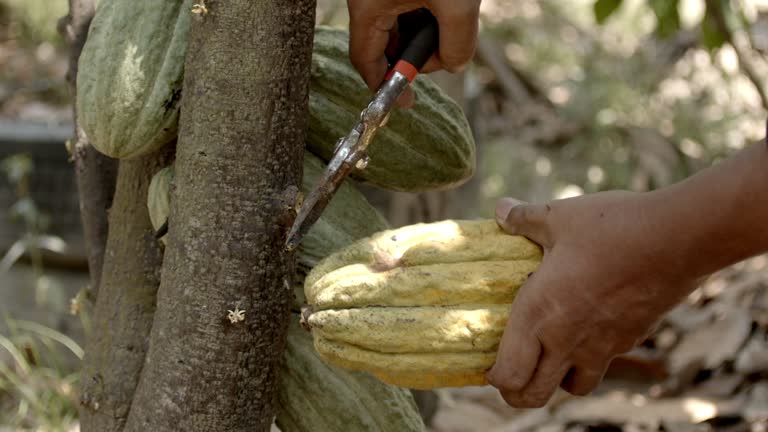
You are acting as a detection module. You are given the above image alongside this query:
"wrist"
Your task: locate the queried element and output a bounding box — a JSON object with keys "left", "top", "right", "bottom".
{"left": 643, "top": 142, "right": 768, "bottom": 281}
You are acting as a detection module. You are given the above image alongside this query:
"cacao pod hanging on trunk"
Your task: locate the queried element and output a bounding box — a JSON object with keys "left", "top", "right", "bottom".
{"left": 303, "top": 219, "right": 543, "bottom": 390}
{"left": 78, "top": 1, "right": 475, "bottom": 192}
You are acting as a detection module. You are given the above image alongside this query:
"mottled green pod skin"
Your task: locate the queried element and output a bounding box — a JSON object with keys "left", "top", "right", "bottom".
{"left": 76, "top": 0, "right": 192, "bottom": 159}
{"left": 146, "top": 153, "right": 388, "bottom": 267}
{"left": 275, "top": 318, "right": 425, "bottom": 432}
{"left": 79, "top": 17, "right": 475, "bottom": 193}
{"left": 309, "top": 27, "right": 476, "bottom": 192}
{"left": 147, "top": 164, "right": 174, "bottom": 245}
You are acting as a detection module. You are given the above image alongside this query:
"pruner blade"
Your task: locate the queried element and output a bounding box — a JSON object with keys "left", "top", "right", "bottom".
{"left": 284, "top": 8, "right": 439, "bottom": 251}
{"left": 285, "top": 125, "right": 365, "bottom": 251}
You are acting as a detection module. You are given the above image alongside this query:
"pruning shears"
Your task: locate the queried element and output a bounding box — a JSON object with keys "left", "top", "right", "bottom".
{"left": 285, "top": 9, "right": 439, "bottom": 250}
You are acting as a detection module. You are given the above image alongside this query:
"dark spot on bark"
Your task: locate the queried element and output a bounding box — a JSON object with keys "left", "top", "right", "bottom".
{"left": 545, "top": 204, "right": 551, "bottom": 212}
{"left": 527, "top": 272, "right": 534, "bottom": 278}
{"left": 198, "top": 151, "right": 207, "bottom": 157}
{"left": 162, "top": 88, "right": 182, "bottom": 113}
{"left": 600, "top": 212, "right": 605, "bottom": 218}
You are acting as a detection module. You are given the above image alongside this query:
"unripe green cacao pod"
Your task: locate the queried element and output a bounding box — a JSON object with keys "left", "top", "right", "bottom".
{"left": 77, "top": 0, "right": 192, "bottom": 159}
{"left": 304, "top": 219, "right": 543, "bottom": 390}
{"left": 78, "top": 7, "right": 475, "bottom": 191}
{"left": 147, "top": 164, "right": 174, "bottom": 245}
{"left": 276, "top": 317, "right": 425, "bottom": 432}
{"left": 146, "top": 152, "right": 388, "bottom": 267}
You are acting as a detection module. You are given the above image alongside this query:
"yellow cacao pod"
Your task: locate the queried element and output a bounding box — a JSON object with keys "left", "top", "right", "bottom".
{"left": 276, "top": 318, "right": 425, "bottom": 432}
{"left": 303, "top": 219, "right": 543, "bottom": 390}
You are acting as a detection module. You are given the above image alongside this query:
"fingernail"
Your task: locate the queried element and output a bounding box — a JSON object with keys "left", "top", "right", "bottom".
{"left": 445, "top": 63, "right": 467, "bottom": 74}
{"left": 495, "top": 198, "right": 522, "bottom": 224}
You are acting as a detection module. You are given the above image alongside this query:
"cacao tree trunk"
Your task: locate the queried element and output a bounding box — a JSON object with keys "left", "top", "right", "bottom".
{"left": 78, "top": 148, "right": 174, "bottom": 431}
{"left": 122, "top": 1, "right": 316, "bottom": 431}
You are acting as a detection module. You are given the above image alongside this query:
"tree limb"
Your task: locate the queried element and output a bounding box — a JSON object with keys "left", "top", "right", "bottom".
{"left": 706, "top": 0, "right": 768, "bottom": 111}
{"left": 59, "top": 0, "right": 119, "bottom": 301}
{"left": 78, "top": 147, "right": 174, "bottom": 432}
{"left": 123, "top": 1, "right": 316, "bottom": 430}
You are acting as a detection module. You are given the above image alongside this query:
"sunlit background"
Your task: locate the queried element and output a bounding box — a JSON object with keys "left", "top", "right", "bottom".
{"left": 1, "top": 0, "right": 767, "bottom": 430}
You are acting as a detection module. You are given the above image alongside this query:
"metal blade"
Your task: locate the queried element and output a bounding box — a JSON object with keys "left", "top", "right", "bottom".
{"left": 285, "top": 159, "right": 353, "bottom": 251}
{"left": 284, "top": 71, "right": 411, "bottom": 251}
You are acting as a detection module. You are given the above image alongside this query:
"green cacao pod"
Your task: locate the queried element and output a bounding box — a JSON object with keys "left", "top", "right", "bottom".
{"left": 147, "top": 164, "right": 174, "bottom": 245}
{"left": 146, "top": 152, "right": 388, "bottom": 267}
{"left": 78, "top": 11, "right": 475, "bottom": 192}
{"left": 76, "top": 0, "right": 192, "bottom": 159}
{"left": 303, "top": 219, "right": 543, "bottom": 390}
{"left": 309, "top": 27, "right": 476, "bottom": 191}
{"left": 276, "top": 317, "right": 425, "bottom": 432}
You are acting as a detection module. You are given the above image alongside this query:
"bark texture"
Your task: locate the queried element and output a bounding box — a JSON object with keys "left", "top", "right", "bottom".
{"left": 59, "top": 0, "right": 119, "bottom": 300}
{"left": 78, "top": 148, "right": 174, "bottom": 432}
{"left": 123, "top": 1, "right": 316, "bottom": 430}
{"left": 74, "top": 144, "right": 119, "bottom": 299}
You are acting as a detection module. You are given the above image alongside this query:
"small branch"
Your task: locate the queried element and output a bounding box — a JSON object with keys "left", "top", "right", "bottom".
{"left": 59, "top": 0, "right": 94, "bottom": 87}
{"left": 59, "top": 0, "right": 119, "bottom": 300}
{"left": 475, "top": 35, "right": 552, "bottom": 105}
{"left": 707, "top": 0, "right": 768, "bottom": 111}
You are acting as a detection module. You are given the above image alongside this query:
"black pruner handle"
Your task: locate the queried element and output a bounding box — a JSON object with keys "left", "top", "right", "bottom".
{"left": 384, "top": 8, "right": 439, "bottom": 79}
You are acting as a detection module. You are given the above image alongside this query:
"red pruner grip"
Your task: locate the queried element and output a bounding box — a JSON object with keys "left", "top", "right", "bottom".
{"left": 384, "top": 9, "right": 439, "bottom": 83}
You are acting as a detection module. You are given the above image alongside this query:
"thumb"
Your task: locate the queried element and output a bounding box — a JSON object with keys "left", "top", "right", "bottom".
{"left": 495, "top": 197, "right": 553, "bottom": 247}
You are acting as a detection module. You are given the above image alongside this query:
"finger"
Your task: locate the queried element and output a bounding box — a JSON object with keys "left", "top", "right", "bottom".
{"left": 349, "top": 8, "right": 397, "bottom": 91}
{"left": 500, "top": 348, "right": 571, "bottom": 408}
{"left": 560, "top": 363, "right": 609, "bottom": 396}
{"left": 428, "top": 0, "right": 480, "bottom": 72}
{"left": 495, "top": 198, "right": 553, "bottom": 247}
{"left": 419, "top": 55, "right": 442, "bottom": 74}
{"left": 486, "top": 311, "right": 541, "bottom": 392}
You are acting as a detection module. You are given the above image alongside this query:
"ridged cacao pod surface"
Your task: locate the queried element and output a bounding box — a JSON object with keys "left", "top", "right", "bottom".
{"left": 304, "top": 219, "right": 543, "bottom": 389}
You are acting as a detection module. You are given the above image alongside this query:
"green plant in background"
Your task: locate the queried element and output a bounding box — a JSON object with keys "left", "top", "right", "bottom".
{"left": 0, "top": 317, "right": 82, "bottom": 431}
{"left": 0, "top": 154, "right": 73, "bottom": 326}
{"left": 471, "top": 0, "right": 767, "bottom": 216}
{"left": 0, "top": 155, "right": 82, "bottom": 430}
{"left": 0, "top": 0, "right": 68, "bottom": 46}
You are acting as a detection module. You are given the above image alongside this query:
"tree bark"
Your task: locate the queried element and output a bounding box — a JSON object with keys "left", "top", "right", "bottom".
{"left": 123, "top": 1, "right": 315, "bottom": 430}
{"left": 74, "top": 143, "right": 119, "bottom": 300}
{"left": 59, "top": 0, "right": 119, "bottom": 301}
{"left": 78, "top": 148, "right": 174, "bottom": 432}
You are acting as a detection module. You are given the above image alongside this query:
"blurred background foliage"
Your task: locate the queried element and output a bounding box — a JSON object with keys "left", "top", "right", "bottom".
{"left": 316, "top": 0, "right": 768, "bottom": 220}
{"left": 2, "top": 0, "right": 768, "bottom": 430}
{"left": 0, "top": 0, "right": 67, "bottom": 47}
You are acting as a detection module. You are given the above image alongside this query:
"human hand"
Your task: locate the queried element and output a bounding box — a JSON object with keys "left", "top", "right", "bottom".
{"left": 347, "top": 0, "right": 481, "bottom": 107}
{"left": 485, "top": 192, "right": 701, "bottom": 407}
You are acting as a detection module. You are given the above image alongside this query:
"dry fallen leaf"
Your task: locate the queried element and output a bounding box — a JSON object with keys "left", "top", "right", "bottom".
{"left": 735, "top": 333, "right": 768, "bottom": 375}
{"left": 667, "top": 308, "right": 752, "bottom": 374}
{"left": 554, "top": 392, "right": 743, "bottom": 428}
{"left": 431, "top": 400, "right": 505, "bottom": 432}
